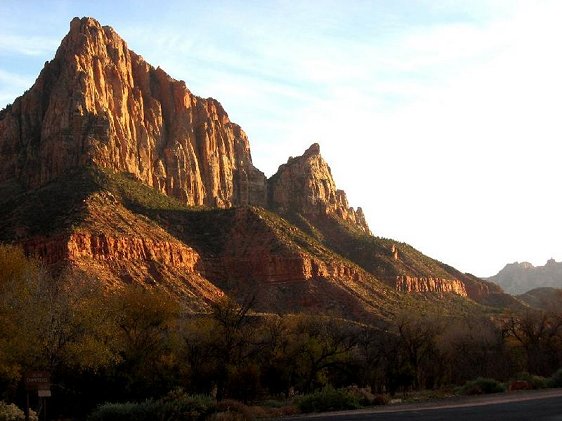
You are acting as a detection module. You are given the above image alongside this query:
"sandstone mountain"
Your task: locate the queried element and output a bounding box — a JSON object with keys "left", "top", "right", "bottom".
{"left": 0, "top": 17, "right": 267, "bottom": 208}
{"left": 488, "top": 259, "right": 562, "bottom": 295}
{"left": 0, "top": 17, "right": 522, "bottom": 320}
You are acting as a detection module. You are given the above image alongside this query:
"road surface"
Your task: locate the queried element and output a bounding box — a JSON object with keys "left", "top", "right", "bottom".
{"left": 280, "top": 389, "right": 562, "bottom": 421}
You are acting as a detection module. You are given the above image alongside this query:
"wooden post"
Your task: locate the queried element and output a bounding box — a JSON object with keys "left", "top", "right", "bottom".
{"left": 25, "top": 391, "right": 30, "bottom": 421}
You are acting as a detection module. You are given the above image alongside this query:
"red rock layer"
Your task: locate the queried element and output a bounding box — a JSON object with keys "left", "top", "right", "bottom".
{"left": 209, "top": 253, "right": 364, "bottom": 284}
{"left": 66, "top": 232, "right": 199, "bottom": 268}
{"left": 22, "top": 231, "right": 223, "bottom": 307}
{"left": 464, "top": 279, "right": 503, "bottom": 301}
{"left": 395, "top": 275, "right": 468, "bottom": 297}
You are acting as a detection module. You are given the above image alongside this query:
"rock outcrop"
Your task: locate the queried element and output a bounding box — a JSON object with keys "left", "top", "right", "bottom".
{"left": 395, "top": 276, "right": 468, "bottom": 296}
{"left": 268, "top": 143, "right": 370, "bottom": 233}
{"left": 170, "top": 206, "right": 392, "bottom": 318}
{"left": 0, "top": 17, "right": 266, "bottom": 207}
{"left": 196, "top": 207, "right": 368, "bottom": 285}
{"left": 20, "top": 198, "right": 224, "bottom": 309}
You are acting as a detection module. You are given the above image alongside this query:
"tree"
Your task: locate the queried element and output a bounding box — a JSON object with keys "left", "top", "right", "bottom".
{"left": 181, "top": 294, "right": 261, "bottom": 401}
{"left": 285, "top": 315, "right": 359, "bottom": 393}
{"left": 438, "top": 316, "right": 508, "bottom": 384}
{"left": 0, "top": 245, "right": 122, "bottom": 416}
{"left": 355, "top": 324, "right": 402, "bottom": 394}
{"left": 393, "top": 312, "right": 444, "bottom": 390}
{"left": 109, "top": 284, "right": 181, "bottom": 399}
{"left": 0, "top": 245, "right": 42, "bottom": 398}
{"left": 503, "top": 310, "right": 562, "bottom": 376}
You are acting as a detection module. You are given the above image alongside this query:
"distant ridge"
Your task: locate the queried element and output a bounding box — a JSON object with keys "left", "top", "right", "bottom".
{"left": 488, "top": 259, "right": 562, "bottom": 294}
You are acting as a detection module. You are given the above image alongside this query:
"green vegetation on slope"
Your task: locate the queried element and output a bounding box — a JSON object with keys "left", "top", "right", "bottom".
{"left": 0, "top": 167, "right": 497, "bottom": 320}
{"left": 0, "top": 167, "right": 102, "bottom": 238}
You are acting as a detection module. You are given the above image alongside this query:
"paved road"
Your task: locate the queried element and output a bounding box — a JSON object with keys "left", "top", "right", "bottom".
{"left": 280, "top": 389, "right": 562, "bottom": 421}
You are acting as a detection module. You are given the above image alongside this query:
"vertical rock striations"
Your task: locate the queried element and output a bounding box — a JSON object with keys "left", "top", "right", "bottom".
{"left": 268, "top": 143, "right": 370, "bottom": 233}
{"left": 0, "top": 17, "right": 266, "bottom": 207}
{"left": 395, "top": 276, "right": 468, "bottom": 296}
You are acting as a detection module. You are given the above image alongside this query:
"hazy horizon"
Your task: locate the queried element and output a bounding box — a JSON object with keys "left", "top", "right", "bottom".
{"left": 1, "top": 0, "right": 560, "bottom": 277}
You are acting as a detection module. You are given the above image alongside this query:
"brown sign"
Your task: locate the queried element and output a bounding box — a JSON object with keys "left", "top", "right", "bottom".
{"left": 24, "top": 371, "right": 50, "bottom": 391}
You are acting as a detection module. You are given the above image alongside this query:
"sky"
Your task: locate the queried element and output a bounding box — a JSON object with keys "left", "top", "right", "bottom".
{"left": 1, "top": 0, "right": 561, "bottom": 277}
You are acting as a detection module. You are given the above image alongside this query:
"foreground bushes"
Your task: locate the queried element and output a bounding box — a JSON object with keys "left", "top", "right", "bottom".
{"left": 548, "top": 368, "right": 562, "bottom": 388}
{"left": 88, "top": 392, "right": 215, "bottom": 421}
{"left": 0, "top": 401, "right": 37, "bottom": 421}
{"left": 297, "top": 387, "right": 361, "bottom": 413}
{"left": 459, "top": 377, "right": 506, "bottom": 395}
{"left": 511, "top": 372, "right": 547, "bottom": 390}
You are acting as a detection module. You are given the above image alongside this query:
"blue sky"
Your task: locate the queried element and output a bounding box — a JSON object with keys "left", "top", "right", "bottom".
{"left": 1, "top": 1, "right": 561, "bottom": 276}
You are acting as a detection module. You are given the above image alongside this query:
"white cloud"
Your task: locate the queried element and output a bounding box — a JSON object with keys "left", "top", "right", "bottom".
{"left": 0, "top": 34, "right": 59, "bottom": 56}
{"left": 0, "top": 69, "right": 35, "bottom": 105}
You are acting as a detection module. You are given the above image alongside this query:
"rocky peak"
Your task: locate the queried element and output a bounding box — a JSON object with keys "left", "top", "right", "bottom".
{"left": 0, "top": 17, "right": 266, "bottom": 207}
{"left": 303, "top": 142, "right": 321, "bottom": 157}
{"left": 268, "top": 144, "right": 370, "bottom": 234}
{"left": 546, "top": 258, "right": 557, "bottom": 266}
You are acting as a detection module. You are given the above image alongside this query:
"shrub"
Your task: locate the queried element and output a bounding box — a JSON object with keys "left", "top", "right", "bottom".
{"left": 372, "top": 394, "right": 390, "bottom": 406}
{"left": 548, "top": 368, "right": 562, "bottom": 388}
{"left": 88, "top": 392, "right": 216, "bottom": 421}
{"left": 343, "top": 385, "right": 388, "bottom": 406}
{"left": 0, "top": 401, "right": 38, "bottom": 421}
{"left": 87, "top": 400, "right": 157, "bottom": 421}
{"left": 512, "top": 373, "right": 547, "bottom": 390}
{"left": 214, "top": 400, "right": 254, "bottom": 420}
{"left": 459, "top": 378, "right": 506, "bottom": 395}
{"left": 259, "top": 399, "right": 284, "bottom": 408}
{"left": 160, "top": 390, "right": 216, "bottom": 419}
{"left": 297, "top": 387, "right": 361, "bottom": 413}
{"left": 344, "top": 385, "right": 375, "bottom": 405}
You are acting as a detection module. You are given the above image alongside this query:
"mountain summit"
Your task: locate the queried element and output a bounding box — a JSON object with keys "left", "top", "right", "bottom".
{"left": 0, "top": 17, "right": 368, "bottom": 231}
{"left": 0, "top": 17, "right": 518, "bottom": 318}
{"left": 0, "top": 17, "right": 267, "bottom": 207}
{"left": 269, "top": 143, "right": 370, "bottom": 233}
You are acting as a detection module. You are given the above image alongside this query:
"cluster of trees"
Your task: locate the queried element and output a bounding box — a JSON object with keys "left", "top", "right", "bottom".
{"left": 1, "top": 244, "right": 562, "bottom": 418}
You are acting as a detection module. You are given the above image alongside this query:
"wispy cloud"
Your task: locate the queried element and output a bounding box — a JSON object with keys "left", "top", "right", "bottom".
{"left": 0, "top": 34, "right": 59, "bottom": 56}
{"left": 0, "top": 68, "right": 35, "bottom": 105}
